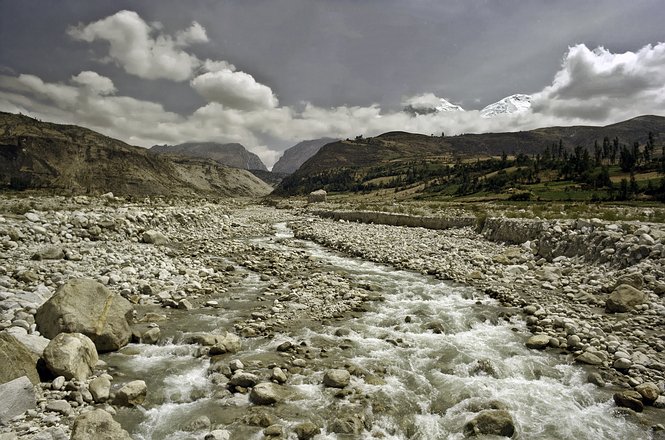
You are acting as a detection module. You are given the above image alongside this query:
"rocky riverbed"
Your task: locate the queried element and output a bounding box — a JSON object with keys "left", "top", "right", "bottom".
{"left": 0, "top": 194, "right": 664, "bottom": 439}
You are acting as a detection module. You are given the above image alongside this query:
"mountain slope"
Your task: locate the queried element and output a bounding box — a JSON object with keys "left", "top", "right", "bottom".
{"left": 151, "top": 142, "right": 267, "bottom": 171}
{"left": 272, "top": 137, "right": 338, "bottom": 174}
{"left": 0, "top": 112, "right": 272, "bottom": 197}
{"left": 274, "top": 115, "right": 665, "bottom": 196}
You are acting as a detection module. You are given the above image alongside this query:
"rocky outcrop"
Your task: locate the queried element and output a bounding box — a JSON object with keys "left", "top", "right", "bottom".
{"left": 0, "top": 332, "right": 40, "bottom": 385}
{"left": 0, "top": 376, "right": 36, "bottom": 424}
{"left": 35, "top": 278, "right": 133, "bottom": 352}
{"left": 70, "top": 409, "right": 133, "bottom": 440}
{"left": 42, "top": 332, "right": 98, "bottom": 380}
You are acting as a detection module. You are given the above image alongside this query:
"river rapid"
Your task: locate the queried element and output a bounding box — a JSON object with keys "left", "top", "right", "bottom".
{"left": 104, "top": 222, "right": 653, "bottom": 439}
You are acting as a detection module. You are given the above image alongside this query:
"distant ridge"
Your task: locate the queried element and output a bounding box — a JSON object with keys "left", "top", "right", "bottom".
{"left": 0, "top": 112, "right": 272, "bottom": 197}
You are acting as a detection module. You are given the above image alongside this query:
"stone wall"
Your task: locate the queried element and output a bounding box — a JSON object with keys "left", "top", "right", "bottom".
{"left": 312, "top": 210, "right": 476, "bottom": 230}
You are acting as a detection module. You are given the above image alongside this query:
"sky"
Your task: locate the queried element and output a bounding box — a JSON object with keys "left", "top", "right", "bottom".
{"left": 1, "top": 0, "right": 664, "bottom": 168}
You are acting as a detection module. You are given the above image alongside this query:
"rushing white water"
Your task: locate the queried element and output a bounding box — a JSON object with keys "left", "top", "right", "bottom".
{"left": 105, "top": 222, "right": 652, "bottom": 440}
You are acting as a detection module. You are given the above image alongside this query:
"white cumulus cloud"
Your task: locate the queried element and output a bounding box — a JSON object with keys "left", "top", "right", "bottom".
{"left": 532, "top": 42, "right": 665, "bottom": 121}
{"left": 71, "top": 71, "right": 116, "bottom": 95}
{"left": 67, "top": 10, "right": 205, "bottom": 81}
{"left": 191, "top": 69, "right": 279, "bottom": 110}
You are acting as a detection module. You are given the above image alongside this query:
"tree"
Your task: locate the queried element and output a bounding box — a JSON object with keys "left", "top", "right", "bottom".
{"left": 619, "top": 146, "right": 636, "bottom": 172}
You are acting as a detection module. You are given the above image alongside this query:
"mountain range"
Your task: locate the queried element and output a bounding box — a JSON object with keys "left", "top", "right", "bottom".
{"left": 0, "top": 112, "right": 272, "bottom": 197}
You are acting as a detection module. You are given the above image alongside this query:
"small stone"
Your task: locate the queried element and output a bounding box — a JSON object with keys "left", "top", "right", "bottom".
{"left": 271, "top": 367, "right": 287, "bottom": 384}
{"left": 613, "top": 390, "right": 644, "bottom": 412}
{"left": 52, "top": 376, "right": 65, "bottom": 390}
{"left": 45, "top": 399, "right": 72, "bottom": 416}
{"left": 575, "top": 352, "right": 603, "bottom": 366}
{"left": 264, "top": 424, "right": 283, "bottom": 436}
{"left": 525, "top": 334, "right": 550, "bottom": 350}
{"left": 635, "top": 382, "right": 660, "bottom": 404}
{"left": 614, "top": 358, "right": 632, "bottom": 370}
{"left": 294, "top": 421, "right": 320, "bottom": 440}
{"left": 89, "top": 376, "right": 111, "bottom": 403}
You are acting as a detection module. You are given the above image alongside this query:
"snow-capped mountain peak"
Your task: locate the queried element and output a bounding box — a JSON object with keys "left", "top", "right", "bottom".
{"left": 480, "top": 94, "right": 532, "bottom": 118}
{"left": 402, "top": 93, "right": 465, "bottom": 115}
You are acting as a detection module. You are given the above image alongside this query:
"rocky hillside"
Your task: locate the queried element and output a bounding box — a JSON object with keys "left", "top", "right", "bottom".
{"left": 272, "top": 138, "right": 337, "bottom": 174}
{"left": 0, "top": 112, "right": 272, "bottom": 197}
{"left": 151, "top": 142, "right": 267, "bottom": 171}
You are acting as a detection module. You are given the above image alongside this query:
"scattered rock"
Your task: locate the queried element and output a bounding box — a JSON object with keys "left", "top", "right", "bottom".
{"left": 575, "top": 352, "right": 603, "bottom": 366}
{"left": 45, "top": 399, "right": 72, "bottom": 415}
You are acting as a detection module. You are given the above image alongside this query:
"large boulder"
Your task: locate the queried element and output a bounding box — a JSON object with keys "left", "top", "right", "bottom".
{"left": 35, "top": 278, "right": 133, "bottom": 352}
{"left": 307, "top": 189, "right": 327, "bottom": 203}
{"left": 605, "top": 284, "right": 646, "bottom": 313}
{"left": 71, "top": 409, "right": 133, "bottom": 440}
{"left": 464, "top": 410, "right": 515, "bottom": 437}
{"left": 0, "top": 376, "right": 36, "bottom": 424}
{"left": 0, "top": 332, "right": 40, "bottom": 385}
{"left": 613, "top": 390, "right": 644, "bottom": 412}
{"left": 42, "top": 333, "right": 98, "bottom": 380}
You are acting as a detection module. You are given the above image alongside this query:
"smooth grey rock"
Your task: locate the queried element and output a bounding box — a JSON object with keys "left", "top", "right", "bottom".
{"left": 635, "top": 382, "right": 660, "bottom": 404}
{"left": 0, "top": 376, "right": 36, "bottom": 424}
{"left": 525, "top": 334, "right": 550, "bottom": 350}
{"left": 35, "top": 278, "right": 133, "bottom": 352}
{"left": 576, "top": 352, "right": 603, "bottom": 366}
{"left": 605, "top": 284, "right": 646, "bottom": 313}
{"left": 46, "top": 399, "right": 72, "bottom": 415}
{"left": 70, "top": 409, "right": 132, "bottom": 440}
{"left": 323, "top": 369, "right": 350, "bottom": 388}
{"left": 464, "top": 409, "right": 516, "bottom": 437}
{"left": 229, "top": 372, "right": 259, "bottom": 388}
{"left": 89, "top": 376, "right": 111, "bottom": 403}
{"left": 43, "top": 332, "right": 98, "bottom": 380}
{"left": 114, "top": 380, "right": 147, "bottom": 406}
{"left": 249, "top": 382, "right": 284, "bottom": 405}
{"left": 613, "top": 390, "right": 644, "bottom": 412}
{"left": 142, "top": 230, "right": 169, "bottom": 245}
{"left": 0, "top": 332, "right": 40, "bottom": 385}
{"left": 4, "top": 327, "right": 49, "bottom": 357}
{"left": 31, "top": 246, "right": 65, "bottom": 261}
